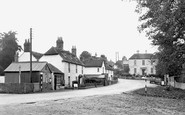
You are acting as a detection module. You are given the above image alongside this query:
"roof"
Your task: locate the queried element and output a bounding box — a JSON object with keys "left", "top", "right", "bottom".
{"left": 4, "top": 62, "right": 49, "bottom": 72}
{"left": 44, "top": 47, "right": 84, "bottom": 65}
{"left": 47, "top": 63, "right": 63, "bottom": 74}
{"left": 19, "top": 52, "right": 43, "bottom": 61}
{"left": 129, "top": 53, "right": 157, "bottom": 60}
{"left": 84, "top": 59, "right": 104, "bottom": 67}
{"left": 32, "top": 51, "right": 43, "bottom": 60}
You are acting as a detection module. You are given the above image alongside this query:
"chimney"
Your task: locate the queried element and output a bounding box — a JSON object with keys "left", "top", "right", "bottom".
{"left": 71, "top": 46, "right": 76, "bottom": 56}
{"left": 145, "top": 50, "right": 147, "bottom": 54}
{"left": 56, "top": 37, "right": 63, "bottom": 50}
{"left": 24, "top": 39, "right": 30, "bottom": 52}
{"left": 137, "top": 50, "right": 139, "bottom": 54}
{"left": 14, "top": 51, "right": 19, "bottom": 62}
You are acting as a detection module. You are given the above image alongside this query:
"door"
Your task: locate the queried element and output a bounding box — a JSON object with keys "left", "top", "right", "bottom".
{"left": 142, "top": 69, "right": 146, "bottom": 76}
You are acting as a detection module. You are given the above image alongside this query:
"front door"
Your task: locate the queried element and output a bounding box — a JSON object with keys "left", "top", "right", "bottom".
{"left": 142, "top": 69, "right": 146, "bottom": 76}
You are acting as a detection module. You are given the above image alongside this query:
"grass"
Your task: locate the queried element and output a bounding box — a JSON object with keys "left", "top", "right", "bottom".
{"left": 131, "top": 86, "right": 185, "bottom": 100}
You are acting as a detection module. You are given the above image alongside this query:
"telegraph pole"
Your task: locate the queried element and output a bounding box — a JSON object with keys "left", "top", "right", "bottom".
{"left": 30, "top": 28, "right": 32, "bottom": 83}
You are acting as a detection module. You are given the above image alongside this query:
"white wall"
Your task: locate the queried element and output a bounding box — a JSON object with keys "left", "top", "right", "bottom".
{"left": 84, "top": 62, "right": 106, "bottom": 75}
{"left": 19, "top": 52, "right": 37, "bottom": 62}
{"left": 40, "top": 55, "right": 64, "bottom": 72}
{"left": 0, "top": 76, "right": 5, "bottom": 83}
{"left": 129, "top": 59, "right": 156, "bottom": 75}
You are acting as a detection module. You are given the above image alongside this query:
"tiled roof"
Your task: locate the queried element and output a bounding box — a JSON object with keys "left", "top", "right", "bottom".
{"left": 4, "top": 62, "right": 49, "bottom": 72}
{"left": 32, "top": 51, "right": 43, "bottom": 60}
{"left": 44, "top": 47, "right": 84, "bottom": 66}
{"left": 84, "top": 59, "right": 104, "bottom": 67}
{"left": 129, "top": 53, "right": 157, "bottom": 60}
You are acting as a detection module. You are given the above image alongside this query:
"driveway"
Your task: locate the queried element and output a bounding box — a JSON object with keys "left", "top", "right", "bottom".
{"left": 0, "top": 79, "right": 156, "bottom": 105}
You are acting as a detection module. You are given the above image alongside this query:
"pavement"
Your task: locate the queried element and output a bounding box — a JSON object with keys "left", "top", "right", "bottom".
{"left": 0, "top": 79, "right": 156, "bottom": 105}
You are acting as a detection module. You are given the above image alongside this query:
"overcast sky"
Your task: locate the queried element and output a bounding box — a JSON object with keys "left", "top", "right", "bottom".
{"left": 0, "top": 0, "right": 157, "bottom": 62}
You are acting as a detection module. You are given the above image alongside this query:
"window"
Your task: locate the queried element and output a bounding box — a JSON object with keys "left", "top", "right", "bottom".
{"left": 134, "top": 68, "right": 137, "bottom": 74}
{"left": 151, "top": 68, "right": 153, "bottom": 74}
{"left": 68, "top": 63, "right": 70, "bottom": 73}
{"left": 68, "top": 76, "right": 70, "bottom": 86}
{"left": 134, "top": 60, "right": 137, "bottom": 65}
{"left": 76, "top": 65, "right": 78, "bottom": 73}
{"left": 97, "top": 68, "right": 99, "bottom": 72}
{"left": 82, "top": 66, "right": 83, "bottom": 74}
{"left": 142, "top": 60, "right": 145, "bottom": 65}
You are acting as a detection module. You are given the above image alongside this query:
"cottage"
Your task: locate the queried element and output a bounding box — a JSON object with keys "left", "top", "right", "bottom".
{"left": 84, "top": 58, "right": 114, "bottom": 80}
{"left": 129, "top": 52, "right": 157, "bottom": 76}
{"left": 40, "top": 37, "right": 84, "bottom": 87}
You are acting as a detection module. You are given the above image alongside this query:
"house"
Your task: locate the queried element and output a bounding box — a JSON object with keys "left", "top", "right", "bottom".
{"left": 18, "top": 39, "right": 43, "bottom": 62}
{"left": 4, "top": 61, "right": 64, "bottom": 91}
{"left": 39, "top": 37, "right": 84, "bottom": 87}
{"left": 129, "top": 52, "right": 157, "bottom": 76}
{"left": 84, "top": 58, "right": 114, "bottom": 81}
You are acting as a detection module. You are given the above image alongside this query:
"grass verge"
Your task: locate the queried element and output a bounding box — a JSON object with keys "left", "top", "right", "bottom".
{"left": 131, "top": 86, "right": 185, "bottom": 100}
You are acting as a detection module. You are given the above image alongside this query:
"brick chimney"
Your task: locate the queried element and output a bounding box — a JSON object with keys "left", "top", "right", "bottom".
{"left": 56, "top": 37, "right": 63, "bottom": 50}
{"left": 72, "top": 46, "right": 76, "bottom": 56}
{"left": 14, "top": 51, "right": 19, "bottom": 62}
{"left": 24, "top": 39, "right": 30, "bottom": 52}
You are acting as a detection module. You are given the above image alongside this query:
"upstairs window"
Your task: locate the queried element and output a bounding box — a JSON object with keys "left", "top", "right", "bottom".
{"left": 97, "top": 68, "right": 99, "bottom": 72}
{"left": 142, "top": 60, "right": 145, "bottom": 65}
{"left": 68, "top": 63, "right": 70, "bottom": 73}
{"left": 82, "top": 66, "right": 83, "bottom": 74}
{"left": 134, "top": 60, "right": 137, "bottom": 65}
{"left": 76, "top": 65, "right": 78, "bottom": 73}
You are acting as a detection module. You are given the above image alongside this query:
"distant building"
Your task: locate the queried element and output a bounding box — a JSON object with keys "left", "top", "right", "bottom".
{"left": 40, "top": 37, "right": 84, "bottom": 87}
{"left": 84, "top": 58, "right": 114, "bottom": 80}
{"left": 129, "top": 52, "right": 157, "bottom": 76}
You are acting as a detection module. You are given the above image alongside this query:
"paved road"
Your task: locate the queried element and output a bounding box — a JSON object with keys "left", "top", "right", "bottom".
{"left": 0, "top": 79, "right": 156, "bottom": 105}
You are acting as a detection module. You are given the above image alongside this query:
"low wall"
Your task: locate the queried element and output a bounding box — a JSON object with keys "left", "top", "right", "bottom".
{"left": 33, "top": 83, "right": 40, "bottom": 92}
{"left": 169, "top": 76, "right": 185, "bottom": 90}
{"left": 175, "top": 82, "right": 185, "bottom": 90}
{"left": 0, "top": 83, "right": 34, "bottom": 94}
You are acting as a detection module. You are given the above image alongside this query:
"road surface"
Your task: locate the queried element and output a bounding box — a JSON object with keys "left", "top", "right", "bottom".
{"left": 0, "top": 79, "right": 156, "bottom": 105}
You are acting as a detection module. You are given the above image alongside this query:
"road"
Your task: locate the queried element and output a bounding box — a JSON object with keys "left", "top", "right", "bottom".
{"left": 0, "top": 79, "right": 156, "bottom": 105}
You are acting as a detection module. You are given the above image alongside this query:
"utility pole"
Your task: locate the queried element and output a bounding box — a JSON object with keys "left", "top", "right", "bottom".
{"left": 30, "top": 28, "right": 32, "bottom": 83}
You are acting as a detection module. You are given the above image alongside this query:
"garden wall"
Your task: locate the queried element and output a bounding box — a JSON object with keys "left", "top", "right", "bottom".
{"left": 0, "top": 83, "right": 34, "bottom": 94}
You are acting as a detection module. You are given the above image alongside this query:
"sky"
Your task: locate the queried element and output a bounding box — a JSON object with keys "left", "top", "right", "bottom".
{"left": 0, "top": 0, "right": 158, "bottom": 62}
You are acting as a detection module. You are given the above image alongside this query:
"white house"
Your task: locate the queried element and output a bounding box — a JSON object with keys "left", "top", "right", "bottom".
{"left": 39, "top": 37, "right": 84, "bottom": 87}
{"left": 129, "top": 53, "right": 157, "bottom": 76}
{"left": 84, "top": 58, "right": 114, "bottom": 80}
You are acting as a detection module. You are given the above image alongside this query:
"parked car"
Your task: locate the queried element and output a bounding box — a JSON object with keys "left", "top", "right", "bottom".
{"left": 149, "top": 77, "right": 162, "bottom": 85}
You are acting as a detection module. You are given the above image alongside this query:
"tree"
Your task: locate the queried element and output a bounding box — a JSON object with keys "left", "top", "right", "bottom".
{"left": 0, "top": 31, "right": 21, "bottom": 75}
{"left": 100, "top": 54, "right": 108, "bottom": 61}
{"left": 80, "top": 51, "right": 92, "bottom": 62}
{"left": 136, "top": 0, "right": 185, "bottom": 76}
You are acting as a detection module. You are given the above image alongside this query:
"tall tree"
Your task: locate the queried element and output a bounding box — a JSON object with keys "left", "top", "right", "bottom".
{"left": 0, "top": 31, "right": 21, "bottom": 75}
{"left": 136, "top": 0, "right": 185, "bottom": 76}
{"left": 80, "top": 51, "right": 92, "bottom": 62}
